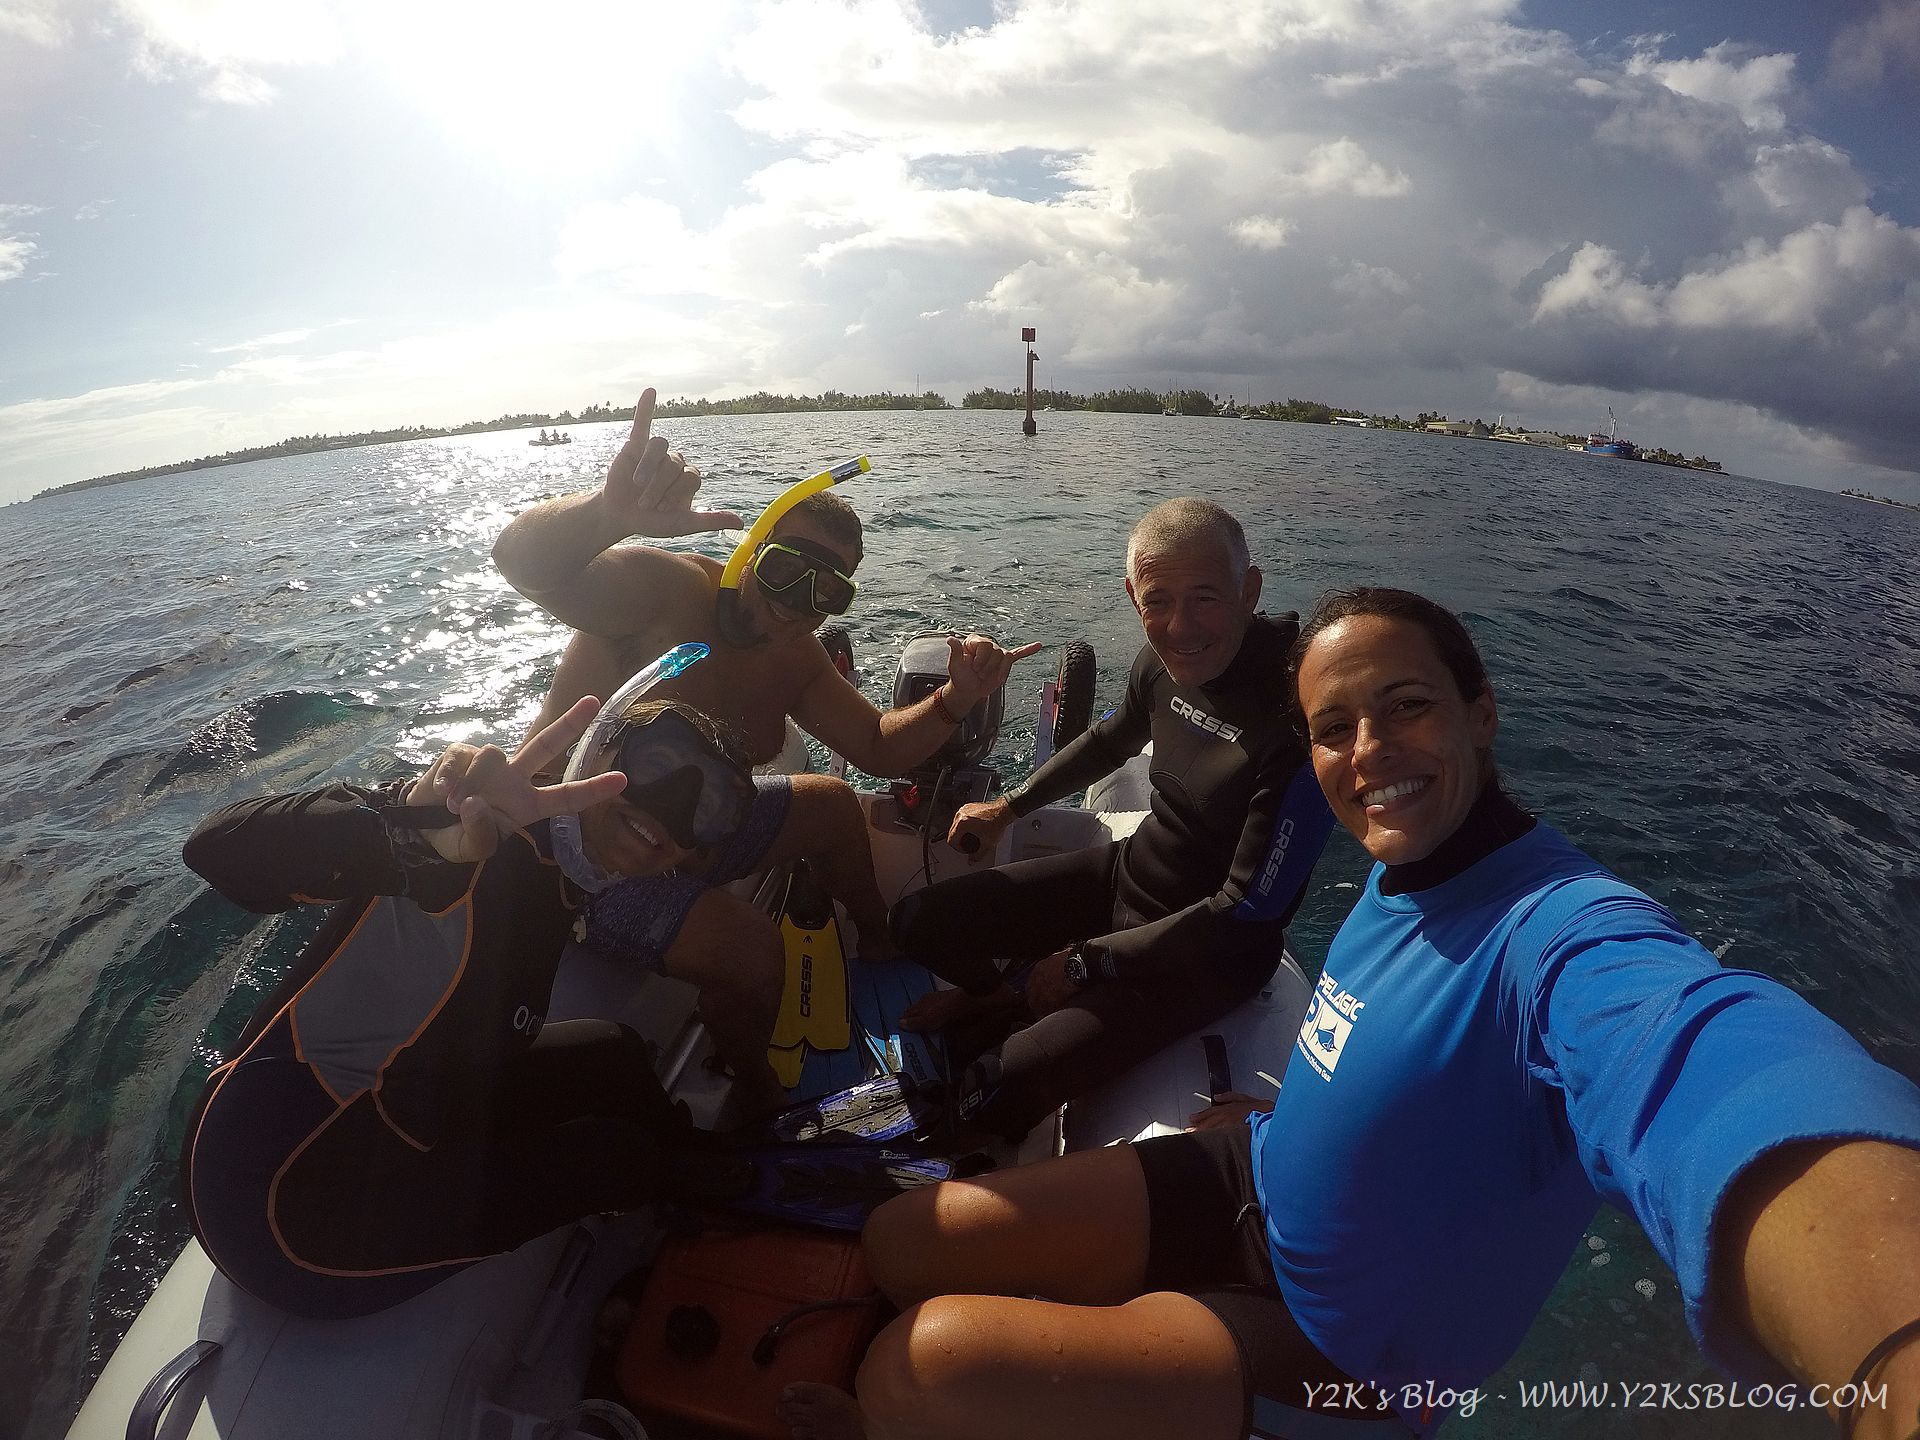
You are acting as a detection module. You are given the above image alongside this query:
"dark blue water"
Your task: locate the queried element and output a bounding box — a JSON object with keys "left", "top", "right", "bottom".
{"left": 2, "top": 413, "right": 1914, "bottom": 1439}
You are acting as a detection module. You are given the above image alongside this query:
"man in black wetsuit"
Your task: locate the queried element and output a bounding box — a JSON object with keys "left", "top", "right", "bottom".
{"left": 892, "top": 497, "right": 1336, "bottom": 1139}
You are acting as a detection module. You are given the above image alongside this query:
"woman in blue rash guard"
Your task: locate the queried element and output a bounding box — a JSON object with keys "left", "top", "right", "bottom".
{"left": 779, "top": 587, "right": 1920, "bottom": 1440}
{"left": 178, "top": 695, "right": 756, "bottom": 1320}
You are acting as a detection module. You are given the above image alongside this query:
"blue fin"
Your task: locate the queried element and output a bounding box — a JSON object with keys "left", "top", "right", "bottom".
{"left": 703, "top": 1142, "right": 954, "bottom": 1232}
{"left": 791, "top": 1028, "right": 870, "bottom": 1100}
{"left": 757, "top": 1073, "right": 938, "bottom": 1146}
{"left": 845, "top": 954, "right": 947, "bottom": 1091}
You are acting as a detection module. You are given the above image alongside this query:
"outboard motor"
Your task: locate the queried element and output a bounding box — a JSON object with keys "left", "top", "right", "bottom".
{"left": 887, "top": 632, "right": 1003, "bottom": 840}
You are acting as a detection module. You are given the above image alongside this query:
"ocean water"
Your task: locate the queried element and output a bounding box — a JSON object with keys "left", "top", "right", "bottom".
{"left": 2, "top": 411, "right": 1915, "bottom": 1439}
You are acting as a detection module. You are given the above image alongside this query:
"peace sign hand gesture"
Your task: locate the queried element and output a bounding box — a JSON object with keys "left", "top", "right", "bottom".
{"left": 402, "top": 697, "right": 628, "bottom": 863}
{"left": 601, "top": 388, "right": 744, "bottom": 539}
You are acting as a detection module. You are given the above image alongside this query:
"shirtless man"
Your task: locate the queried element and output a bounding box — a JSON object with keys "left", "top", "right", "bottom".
{"left": 493, "top": 390, "right": 1039, "bottom": 1111}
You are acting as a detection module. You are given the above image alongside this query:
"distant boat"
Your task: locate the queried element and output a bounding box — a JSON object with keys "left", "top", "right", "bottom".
{"left": 529, "top": 432, "right": 573, "bottom": 447}
{"left": 1584, "top": 410, "right": 1637, "bottom": 460}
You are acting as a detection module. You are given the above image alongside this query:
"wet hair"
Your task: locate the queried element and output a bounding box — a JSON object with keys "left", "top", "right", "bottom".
{"left": 612, "top": 697, "right": 752, "bottom": 774}
{"left": 1291, "top": 587, "right": 1491, "bottom": 716}
{"left": 1126, "top": 497, "right": 1250, "bottom": 584}
{"left": 781, "top": 491, "right": 864, "bottom": 567}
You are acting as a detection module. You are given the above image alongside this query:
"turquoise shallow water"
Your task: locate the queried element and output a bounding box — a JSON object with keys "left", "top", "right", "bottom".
{"left": 1, "top": 411, "right": 1915, "bottom": 1438}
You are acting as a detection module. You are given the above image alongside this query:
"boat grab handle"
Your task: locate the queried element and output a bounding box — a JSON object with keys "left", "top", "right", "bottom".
{"left": 126, "top": 1338, "right": 221, "bottom": 1440}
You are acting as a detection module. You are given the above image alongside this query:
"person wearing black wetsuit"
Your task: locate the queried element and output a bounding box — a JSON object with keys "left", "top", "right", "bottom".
{"left": 892, "top": 499, "right": 1335, "bottom": 1138}
{"left": 178, "top": 697, "right": 744, "bottom": 1319}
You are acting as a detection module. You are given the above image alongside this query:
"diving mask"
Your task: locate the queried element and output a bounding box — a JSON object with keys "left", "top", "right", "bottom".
{"left": 601, "top": 708, "right": 755, "bottom": 849}
{"left": 751, "top": 538, "right": 859, "bottom": 619}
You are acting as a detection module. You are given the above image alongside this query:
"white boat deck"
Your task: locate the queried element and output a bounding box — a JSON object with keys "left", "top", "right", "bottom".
{"left": 72, "top": 775, "right": 1309, "bottom": 1440}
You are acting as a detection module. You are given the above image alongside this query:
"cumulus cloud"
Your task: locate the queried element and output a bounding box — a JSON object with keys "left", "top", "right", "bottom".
{"left": 1746, "top": 139, "right": 1871, "bottom": 222}
{"left": 112, "top": 0, "right": 345, "bottom": 102}
{"left": 0, "top": 0, "right": 67, "bottom": 46}
{"left": 647, "top": 0, "right": 1916, "bottom": 480}
{"left": 1535, "top": 207, "right": 1920, "bottom": 339}
{"left": 1287, "top": 138, "right": 1411, "bottom": 198}
{"left": 1521, "top": 206, "right": 1920, "bottom": 469}
{"left": 0, "top": 202, "right": 44, "bottom": 282}
{"left": 1628, "top": 41, "right": 1797, "bottom": 132}
{"left": 11, "top": 0, "right": 1920, "bottom": 496}
{"left": 1828, "top": 0, "right": 1920, "bottom": 90}
{"left": 1232, "top": 216, "right": 1295, "bottom": 251}
{"left": 1331, "top": 260, "right": 1412, "bottom": 301}
{"left": 0, "top": 233, "right": 38, "bottom": 282}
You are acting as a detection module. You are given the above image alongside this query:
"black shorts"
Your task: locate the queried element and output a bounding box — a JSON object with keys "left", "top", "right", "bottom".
{"left": 1134, "top": 1124, "right": 1402, "bottom": 1438}
{"left": 894, "top": 842, "right": 1282, "bottom": 1137}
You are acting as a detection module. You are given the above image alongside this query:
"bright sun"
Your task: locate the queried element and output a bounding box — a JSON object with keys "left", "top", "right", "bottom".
{"left": 370, "top": 0, "right": 728, "bottom": 173}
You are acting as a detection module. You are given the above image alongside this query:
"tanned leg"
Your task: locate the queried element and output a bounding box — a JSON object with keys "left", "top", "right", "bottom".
{"left": 779, "top": 1146, "right": 1243, "bottom": 1440}
{"left": 864, "top": 1141, "right": 1153, "bottom": 1306}
{"left": 857, "top": 1291, "right": 1242, "bottom": 1440}
{"left": 760, "top": 774, "right": 899, "bottom": 957}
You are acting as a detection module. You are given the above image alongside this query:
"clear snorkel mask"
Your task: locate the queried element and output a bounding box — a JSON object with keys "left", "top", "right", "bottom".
{"left": 548, "top": 641, "right": 712, "bottom": 893}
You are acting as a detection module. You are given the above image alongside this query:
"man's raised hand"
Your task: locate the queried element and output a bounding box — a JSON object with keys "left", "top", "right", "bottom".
{"left": 405, "top": 697, "right": 628, "bottom": 862}
{"left": 943, "top": 635, "right": 1045, "bottom": 711}
{"left": 602, "top": 388, "right": 744, "bottom": 539}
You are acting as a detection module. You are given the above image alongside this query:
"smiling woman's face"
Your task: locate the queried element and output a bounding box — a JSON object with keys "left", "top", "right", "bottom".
{"left": 1296, "top": 613, "right": 1498, "bottom": 865}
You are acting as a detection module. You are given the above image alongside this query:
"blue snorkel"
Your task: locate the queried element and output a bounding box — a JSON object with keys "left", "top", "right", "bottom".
{"left": 548, "top": 641, "right": 711, "bottom": 893}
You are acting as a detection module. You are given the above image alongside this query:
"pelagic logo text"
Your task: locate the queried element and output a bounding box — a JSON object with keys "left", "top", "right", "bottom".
{"left": 1297, "top": 971, "right": 1365, "bottom": 1079}
{"left": 1169, "top": 696, "right": 1243, "bottom": 743}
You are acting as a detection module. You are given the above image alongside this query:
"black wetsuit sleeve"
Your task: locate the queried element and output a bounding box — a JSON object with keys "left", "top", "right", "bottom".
{"left": 1080, "top": 752, "right": 1334, "bottom": 985}
{"left": 1003, "top": 649, "right": 1154, "bottom": 817}
{"left": 182, "top": 779, "right": 434, "bottom": 912}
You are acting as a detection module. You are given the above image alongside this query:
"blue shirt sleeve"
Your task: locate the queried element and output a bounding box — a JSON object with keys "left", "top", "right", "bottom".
{"left": 1526, "top": 896, "right": 1920, "bottom": 1382}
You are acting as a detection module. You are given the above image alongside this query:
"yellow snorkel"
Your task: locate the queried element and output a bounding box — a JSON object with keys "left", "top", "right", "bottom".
{"left": 715, "top": 455, "right": 870, "bottom": 645}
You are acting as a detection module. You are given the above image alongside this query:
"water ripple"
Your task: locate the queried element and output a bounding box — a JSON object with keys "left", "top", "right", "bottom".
{"left": 0, "top": 414, "right": 1914, "bottom": 1438}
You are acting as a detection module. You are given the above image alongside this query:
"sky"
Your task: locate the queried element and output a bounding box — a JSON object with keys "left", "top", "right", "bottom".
{"left": 2, "top": 0, "right": 1918, "bottom": 504}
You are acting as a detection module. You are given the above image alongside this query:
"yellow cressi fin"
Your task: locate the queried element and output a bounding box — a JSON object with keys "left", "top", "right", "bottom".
{"left": 770, "top": 1041, "right": 807, "bottom": 1090}
{"left": 769, "top": 860, "right": 854, "bottom": 1093}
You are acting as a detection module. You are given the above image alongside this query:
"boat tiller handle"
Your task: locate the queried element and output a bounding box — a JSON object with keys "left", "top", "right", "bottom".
{"left": 127, "top": 1338, "right": 221, "bottom": 1440}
